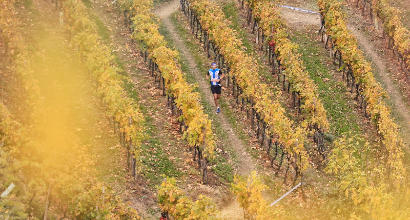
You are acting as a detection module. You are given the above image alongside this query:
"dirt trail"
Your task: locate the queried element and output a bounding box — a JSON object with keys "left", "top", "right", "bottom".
{"left": 346, "top": 25, "right": 410, "bottom": 144}
{"left": 279, "top": 7, "right": 320, "bottom": 28}
{"left": 157, "top": 0, "right": 256, "bottom": 176}
{"left": 278, "top": 5, "right": 410, "bottom": 149}
{"left": 157, "top": 0, "right": 259, "bottom": 218}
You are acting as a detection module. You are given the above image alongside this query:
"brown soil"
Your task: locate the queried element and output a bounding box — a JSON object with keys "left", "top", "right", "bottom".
{"left": 279, "top": 8, "right": 320, "bottom": 28}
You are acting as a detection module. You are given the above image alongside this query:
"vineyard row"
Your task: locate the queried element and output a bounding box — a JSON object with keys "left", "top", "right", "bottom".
{"left": 118, "top": 0, "right": 216, "bottom": 184}
{"left": 182, "top": 0, "right": 311, "bottom": 184}
{"left": 317, "top": 0, "right": 405, "bottom": 185}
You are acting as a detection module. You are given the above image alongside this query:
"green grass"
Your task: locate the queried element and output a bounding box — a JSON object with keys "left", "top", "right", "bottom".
{"left": 80, "top": 0, "right": 109, "bottom": 41}
{"left": 221, "top": 1, "right": 289, "bottom": 118}
{"left": 21, "top": 0, "right": 33, "bottom": 8}
{"left": 154, "top": 0, "right": 171, "bottom": 6}
{"left": 82, "top": 1, "right": 127, "bottom": 75}
{"left": 159, "top": 22, "right": 177, "bottom": 49}
{"left": 290, "top": 31, "right": 363, "bottom": 137}
{"left": 86, "top": 6, "right": 181, "bottom": 186}
{"left": 81, "top": 0, "right": 92, "bottom": 8}
{"left": 221, "top": 1, "right": 253, "bottom": 54}
{"left": 92, "top": 15, "right": 110, "bottom": 42}
{"left": 123, "top": 80, "right": 182, "bottom": 186}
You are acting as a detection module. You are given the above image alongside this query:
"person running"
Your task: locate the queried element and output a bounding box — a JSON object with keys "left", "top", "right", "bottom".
{"left": 208, "top": 62, "right": 224, "bottom": 113}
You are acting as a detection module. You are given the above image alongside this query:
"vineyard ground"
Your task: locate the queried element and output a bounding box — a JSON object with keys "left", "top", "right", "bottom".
{"left": 154, "top": 0, "right": 312, "bottom": 217}
{"left": 35, "top": 0, "right": 173, "bottom": 218}
{"left": 166, "top": 1, "right": 341, "bottom": 218}
{"left": 218, "top": 0, "right": 380, "bottom": 164}
{"left": 157, "top": 1, "right": 257, "bottom": 176}
{"left": 221, "top": 2, "right": 309, "bottom": 129}
{"left": 277, "top": 0, "right": 410, "bottom": 158}
{"left": 88, "top": 0, "right": 260, "bottom": 217}
{"left": 343, "top": 3, "right": 410, "bottom": 150}
{"left": 169, "top": 10, "right": 269, "bottom": 219}
{"left": 170, "top": 5, "right": 300, "bottom": 186}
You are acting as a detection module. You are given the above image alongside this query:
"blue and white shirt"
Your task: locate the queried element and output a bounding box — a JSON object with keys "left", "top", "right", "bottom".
{"left": 209, "top": 68, "right": 222, "bottom": 86}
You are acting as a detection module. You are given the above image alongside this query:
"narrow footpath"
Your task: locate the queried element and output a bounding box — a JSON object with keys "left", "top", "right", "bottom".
{"left": 156, "top": 0, "right": 256, "bottom": 177}
{"left": 156, "top": 0, "right": 259, "bottom": 218}
{"left": 277, "top": 2, "right": 410, "bottom": 149}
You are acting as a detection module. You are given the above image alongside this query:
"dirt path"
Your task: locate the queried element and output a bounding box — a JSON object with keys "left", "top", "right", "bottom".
{"left": 279, "top": 7, "right": 320, "bottom": 28}
{"left": 277, "top": 4, "right": 410, "bottom": 149}
{"left": 346, "top": 25, "right": 410, "bottom": 139}
{"left": 157, "top": 0, "right": 256, "bottom": 176}
{"left": 157, "top": 0, "right": 259, "bottom": 218}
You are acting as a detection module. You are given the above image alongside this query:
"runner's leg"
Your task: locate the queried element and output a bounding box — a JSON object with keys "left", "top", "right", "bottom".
{"left": 213, "top": 93, "right": 218, "bottom": 107}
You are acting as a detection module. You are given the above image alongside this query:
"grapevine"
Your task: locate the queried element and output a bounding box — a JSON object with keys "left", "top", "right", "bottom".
{"left": 157, "top": 177, "right": 218, "bottom": 219}
{"left": 118, "top": 0, "right": 216, "bottom": 183}
{"left": 349, "top": 0, "right": 410, "bottom": 70}
{"left": 0, "top": 102, "right": 28, "bottom": 219}
{"left": 325, "top": 135, "right": 408, "bottom": 219}
{"left": 0, "top": 0, "right": 20, "bottom": 60}
{"left": 372, "top": 0, "right": 409, "bottom": 70}
{"left": 241, "top": 0, "right": 330, "bottom": 135}
{"left": 61, "top": 0, "right": 145, "bottom": 177}
{"left": 1, "top": 0, "right": 142, "bottom": 218}
{"left": 232, "top": 172, "right": 276, "bottom": 219}
{"left": 317, "top": 0, "right": 405, "bottom": 186}
{"left": 183, "top": 0, "right": 310, "bottom": 180}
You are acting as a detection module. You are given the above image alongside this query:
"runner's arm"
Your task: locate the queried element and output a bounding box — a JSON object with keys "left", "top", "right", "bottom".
{"left": 218, "top": 70, "right": 224, "bottom": 82}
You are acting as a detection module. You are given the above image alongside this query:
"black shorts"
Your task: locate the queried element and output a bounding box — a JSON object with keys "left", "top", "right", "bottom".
{"left": 210, "top": 85, "right": 221, "bottom": 94}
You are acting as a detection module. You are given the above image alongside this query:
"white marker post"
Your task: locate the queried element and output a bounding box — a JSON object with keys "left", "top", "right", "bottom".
{"left": 270, "top": 182, "right": 302, "bottom": 207}
{"left": 278, "top": 5, "right": 319, "bottom": 14}
{"left": 1, "top": 183, "right": 15, "bottom": 198}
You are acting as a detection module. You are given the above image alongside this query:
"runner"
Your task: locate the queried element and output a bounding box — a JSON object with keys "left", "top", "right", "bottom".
{"left": 208, "top": 62, "right": 224, "bottom": 113}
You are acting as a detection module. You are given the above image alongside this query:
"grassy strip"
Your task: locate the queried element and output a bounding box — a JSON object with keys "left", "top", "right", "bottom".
{"left": 123, "top": 80, "right": 182, "bottom": 186}
{"left": 221, "top": 2, "right": 276, "bottom": 83}
{"left": 85, "top": 2, "right": 182, "bottom": 186}
{"left": 81, "top": 0, "right": 127, "bottom": 75}
{"left": 221, "top": 1, "right": 253, "bottom": 54}
{"left": 154, "top": 0, "right": 172, "bottom": 6}
{"left": 290, "top": 31, "right": 363, "bottom": 137}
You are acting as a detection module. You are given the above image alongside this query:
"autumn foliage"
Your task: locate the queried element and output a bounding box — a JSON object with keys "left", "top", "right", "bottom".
{"left": 187, "top": 0, "right": 310, "bottom": 171}
{"left": 318, "top": 0, "right": 405, "bottom": 186}
{"left": 158, "top": 178, "right": 218, "bottom": 219}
